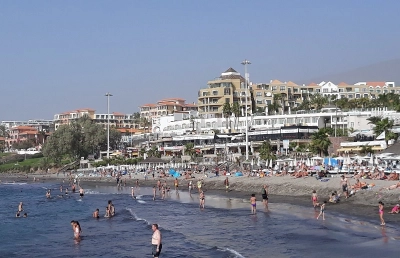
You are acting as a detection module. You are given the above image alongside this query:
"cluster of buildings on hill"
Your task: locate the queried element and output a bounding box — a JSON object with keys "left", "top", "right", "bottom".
{"left": 1, "top": 67, "right": 400, "bottom": 157}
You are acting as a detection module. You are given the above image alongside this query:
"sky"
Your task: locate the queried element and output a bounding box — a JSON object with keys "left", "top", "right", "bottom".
{"left": 1, "top": 0, "right": 400, "bottom": 120}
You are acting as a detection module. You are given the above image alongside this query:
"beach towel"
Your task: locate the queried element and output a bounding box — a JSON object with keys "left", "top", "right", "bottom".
{"left": 320, "top": 179, "right": 330, "bottom": 182}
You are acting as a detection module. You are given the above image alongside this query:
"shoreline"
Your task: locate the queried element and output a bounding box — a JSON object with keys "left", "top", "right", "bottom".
{"left": 1, "top": 172, "right": 400, "bottom": 223}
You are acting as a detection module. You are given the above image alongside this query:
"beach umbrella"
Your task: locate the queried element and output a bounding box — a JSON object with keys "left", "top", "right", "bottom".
{"left": 369, "top": 155, "right": 373, "bottom": 165}
{"left": 257, "top": 157, "right": 260, "bottom": 167}
{"left": 294, "top": 157, "right": 297, "bottom": 167}
{"left": 251, "top": 159, "right": 254, "bottom": 167}
{"left": 269, "top": 159, "right": 273, "bottom": 168}
{"left": 328, "top": 158, "right": 332, "bottom": 166}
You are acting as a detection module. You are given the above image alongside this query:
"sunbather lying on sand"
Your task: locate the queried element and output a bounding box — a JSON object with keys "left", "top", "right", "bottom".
{"left": 387, "top": 172, "right": 399, "bottom": 181}
{"left": 381, "top": 182, "right": 400, "bottom": 191}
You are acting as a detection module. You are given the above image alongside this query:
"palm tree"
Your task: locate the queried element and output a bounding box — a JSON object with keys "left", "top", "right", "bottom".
{"left": 367, "top": 116, "right": 382, "bottom": 125}
{"left": 132, "top": 112, "right": 141, "bottom": 129}
{"left": 258, "top": 141, "right": 276, "bottom": 161}
{"left": 309, "top": 129, "right": 332, "bottom": 156}
{"left": 273, "top": 94, "right": 284, "bottom": 114}
{"left": 231, "top": 102, "right": 241, "bottom": 130}
{"left": 268, "top": 100, "right": 282, "bottom": 115}
{"left": 369, "top": 117, "right": 396, "bottom": 144}
{"left": 222, "top": 102, "right": 232, "bottom": 130}
{"left": 310, "top": 93, "right": 327, "bottom": 110}
{"left": 360, "top": 146, "right": 373, "bottom": 155}
{"left": 184, "top": 142, "right": 196, "bottom": 160}
{"left": 140, "top": 117, "right": 151, "bottom": 133}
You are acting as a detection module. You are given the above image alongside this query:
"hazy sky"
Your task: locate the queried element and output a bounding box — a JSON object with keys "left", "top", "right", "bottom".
{"left": 1, "top": 0, "right": 399, "bottom": 120}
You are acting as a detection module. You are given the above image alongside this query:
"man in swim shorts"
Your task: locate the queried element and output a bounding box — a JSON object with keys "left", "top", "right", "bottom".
{"left": 79, "top": 187, "right": 84, "bottom": 198}
{"left": 340, "top": 175, "right": 349, "bottom": 199}
{"left": 151, "top": 224, "right": 162, "bottom": 258}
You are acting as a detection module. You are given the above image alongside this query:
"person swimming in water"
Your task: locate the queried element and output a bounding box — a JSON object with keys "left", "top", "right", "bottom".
{"left": 46, "top": 190, "right": 51, "bottom": 199}
{"left": 16, "top": 211, "right": 21, "bottom": 218}
{"left": 93, "top": 209, "right": 100, "bottom": 219}
{"left": 18, "top": 202, "right": 23, "bottom": 212}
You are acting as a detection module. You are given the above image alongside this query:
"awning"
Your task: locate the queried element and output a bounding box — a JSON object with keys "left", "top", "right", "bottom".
{"left": 371, "top": 146, "right": 384, "bottom": 151}
{"left": 337, "top": 147, "right": 362, "bottom": 152}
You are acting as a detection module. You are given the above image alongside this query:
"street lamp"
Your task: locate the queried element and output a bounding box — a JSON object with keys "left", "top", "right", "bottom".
{"left": 241, "top": 59, "right": 251, "bottom": 161}
{"left": 105, "top": 93, "right": 113, "bottom": 160}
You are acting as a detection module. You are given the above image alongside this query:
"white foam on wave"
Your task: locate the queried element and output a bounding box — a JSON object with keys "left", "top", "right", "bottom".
{"left": 135, "top": 195, "right": 143, "bottom": 199}
{"left": 222, "top": 248, "right": 246, "bottom": 258}
{"left": 125, "top": 207, "right": 150, "bottom": 225}
{"left": 137, "top": 200, "right": 146, "bottom": 204}
{"left": 2, "top": 182, "right": 28, "bottom": 185}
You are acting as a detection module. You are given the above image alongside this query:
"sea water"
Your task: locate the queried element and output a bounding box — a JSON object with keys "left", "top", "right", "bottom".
{"left": 0, "top": 182, "right": 398, "bottom": 258}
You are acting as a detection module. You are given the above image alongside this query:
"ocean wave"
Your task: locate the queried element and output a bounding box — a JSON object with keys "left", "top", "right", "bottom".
{"left": 219, "top": 248, "right": 245, "bottom": 258}
{"left": 1, "top": 182, "right": 27, "bottom": 185}
{"left": 125, "top": 207, "right": 150, "bottom": 225}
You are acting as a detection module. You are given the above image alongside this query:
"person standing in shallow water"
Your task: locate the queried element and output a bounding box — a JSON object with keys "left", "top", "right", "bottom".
{"left": 151, "top": 224, "right": 162, "bottom": 258}
{"left": 250, "top": 194, "right": 257, "bottom": 214}
{"left": 224, "top": 177, "right": 229, "bottom": 192}
{"left": 261, "top": 185, "right": 269, "bottom": 210}
{"left": 199, "top": 191, "right": 205, "bottom": 209}
{"left": 379, "top": 201, "right": 385, "bottom": 226}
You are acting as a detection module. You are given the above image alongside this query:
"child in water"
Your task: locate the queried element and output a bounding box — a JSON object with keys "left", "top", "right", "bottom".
{"left": 250, "top": 194, "right": 257, "bottom": 214}
{"left": 311, "top": 190, "right": 319, "bottom": 208}
{"left": 317, "top": 201, "right": 327, "bottom": 220}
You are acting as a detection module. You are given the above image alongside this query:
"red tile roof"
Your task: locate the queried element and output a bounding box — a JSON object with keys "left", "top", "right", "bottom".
{"left": 112, "top": 112, "right": 125, "bottom": 116}
{"left": 14, "top": 126, "right": 36, "bottom": 130}
{"left": 338, "top": 82, "right": 348, "bottom": 86}
{"left": 19, "top": 131, "right": 39, "bottom": 135}
{"left": 308, "top": 82, "right": 318, "bottom": 87}
{"left": 366, "top": 82, "right": 385, "bottom": 87}
{"left": 141, "top": 104, "right": 157, "bottom": 107}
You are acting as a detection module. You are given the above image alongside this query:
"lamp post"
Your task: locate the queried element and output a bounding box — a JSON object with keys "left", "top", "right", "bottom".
{"left": 105, "top": 93, "right": 113, "bottom": 160}
{"left": 241, "top": 59, "right": 251, "bottom": 161}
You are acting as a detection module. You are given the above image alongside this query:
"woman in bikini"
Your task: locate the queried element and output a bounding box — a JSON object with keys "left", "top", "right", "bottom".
{"left": 199, "top": 191, "right": 205, "bottom": 209}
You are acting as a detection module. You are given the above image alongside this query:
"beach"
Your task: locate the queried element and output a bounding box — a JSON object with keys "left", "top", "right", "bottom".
{"left": 2, "top": 171, "right": 400, "bottom": 223}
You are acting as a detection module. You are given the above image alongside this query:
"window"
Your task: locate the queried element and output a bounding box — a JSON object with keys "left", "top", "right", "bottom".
{"left": 256, "top": 92, "right": 262, "bottom": 97}
{"left": 224, "top": 88, "right": 231, "bottom": 95}
{"left": 348, "top": 94, "right": 353, "bottom": 98}
{"left": 202, "top": 92, "right": 208, "bottom": 96}
{"left": 280, "top": 86, "right": 286, "bottom": 91}
{"left": 323, "top": 89, "right": 328, "bottom": 93}
{"left": 272, "top": 86, "right": 277, "bottom": 91}
{"left": 212, "top": 91, "right": 218, "bottom": 96}
{"left": 225, "top": 98, "right": 230, "bottom": 103}
{"left": 287, "top": 118, "right": 293, "bottom": 124}
{"left": 256, "top": 100, "right": 263, "bottom": 104}
{"left": 339, "top": 89, "right": 344, "bottom": 92}
{"left": 206, "top": 122, "right": 211, "bottom": 127}
{"left": 350, "top": 122, "right": 354, "bottom": 128}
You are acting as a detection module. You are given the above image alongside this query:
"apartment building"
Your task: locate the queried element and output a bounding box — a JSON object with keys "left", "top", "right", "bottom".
{"left": 54, "top": 109, "right": 140, "bottom": 130}
{"left": 198, "top": 68, "right": 251, "bottom": 118}
{"left": 53, "top": 108, "right": 96, "bottom": 130}
{"left": 6, "top": 126, "right": 46, "bottom": 147}
{"left": 139, "top": 98, "right": 198, "bottom": 122}
{"left": 250, "top": 80, "right": 398, "bottom": 115}
{"left": 1, "top": 119, "right": 53, "bottom": 129}
{"left": 94, "top": 112, "right": 138, "bottom": 129}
